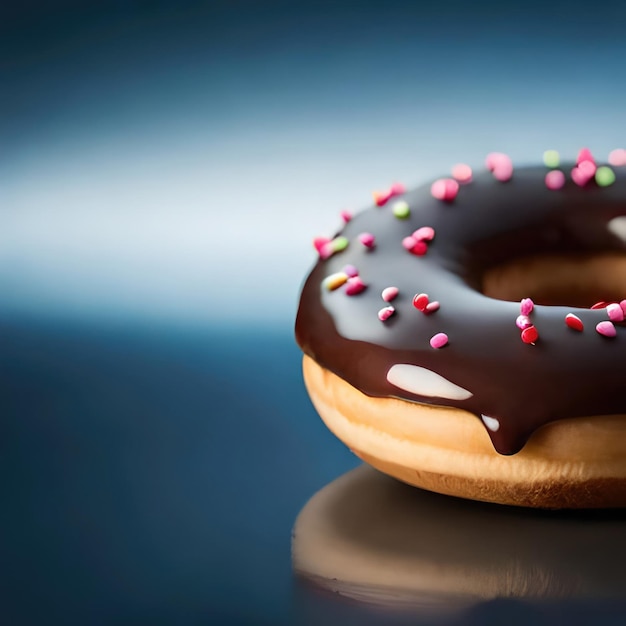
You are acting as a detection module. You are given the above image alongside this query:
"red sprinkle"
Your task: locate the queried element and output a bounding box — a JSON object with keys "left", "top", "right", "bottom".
{"left": 410, "top": 240, "right": 428, "bottom": 256}
{"left": 413, "top": 293, "right": 429, "bottom": 311}
{"left": 521, "top": 325, "right": 539, "bottom": 344}
{"left": 565, "top": 313, "right": 584, "bottom": 331}
{"left": 430, "top": 178, "right": 459, "bottom": 201}
{"left": 591, "top": 301, "right": 609, "bottom": 310}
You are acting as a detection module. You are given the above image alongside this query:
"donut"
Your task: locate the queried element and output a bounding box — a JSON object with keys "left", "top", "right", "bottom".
{"left": 295, "top": 148, "right": 626, "bottom": 508}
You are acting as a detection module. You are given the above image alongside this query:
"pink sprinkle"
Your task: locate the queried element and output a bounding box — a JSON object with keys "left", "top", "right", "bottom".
{"left": 382, "top": 286, "right": 399, "bottom": 302}
{"left": 410, "top": 240, "right": 428, "bottom": 256}
{"left": 378, "top": 306, "right": 395, "bottom": 322}
{"left": 402, "top": 236, "right": 417, "bottom": 250}
{"left": 516, "top": 314, "right": 532, "bottom": 330}
{"left": 596, "top": 320, "right": 617, "bottom": 338}
{"left": 430, "top": 178, "right": 459, "bottom": 202}
{"left": 576, "top": 147, "right": 596, "bottom": 166}
{"left": 345, "top": 276, "right": 367, "bottom": 296}
{"left": 608, "top": 149, "right": 626, "bottom": 167}
{"left": 430, "top": 332, "right": 449, "bottom": 349}
{"left": 452, "top": 163, "right": 473, "bottom": 184}
{"left": 412, "top": 226, "right": 435, "bottom": 241}
{"left": 313, "top": 236, "right": 331, "bottom": 252}
{"left": 373, "top": 182, "right": 405, "bottom": 206}
{"left": 520, "top": 298, "right": 534, "bottom": 316}
{"left": 424, "top": 301, "right": 440, "bottom": 314}
{"left": 620, "top": 299, "right": 626, "bottom": 315}
{"left": 319, "top": 242, "right": 334, "bottom": 259}
{"left": 358, "top": 232, "right": 376, "bottom": 248}
{"left": 340, "top": 210, "right": 352, "bottom": 223}
{"left": 413, "top": 293, "right": 429, "bottom": 311}
{"left": 545, "top": 170, "right": 566, "bottom": 190}
{"left": 486, "top": 152, "right": 513, "bottom": 182}
{"left": 572, "top": 160, "right": 597, "bottom": 187}
{"left": 343, "top": 264, "right": 359, "bottom": 278}
{"left": 607, "top": 303, "right": 625, "bottom": 322}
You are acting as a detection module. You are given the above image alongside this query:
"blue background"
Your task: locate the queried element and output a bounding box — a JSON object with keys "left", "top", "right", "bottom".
{"left": 2, "top": 1, "right": 626, "bottom": 623}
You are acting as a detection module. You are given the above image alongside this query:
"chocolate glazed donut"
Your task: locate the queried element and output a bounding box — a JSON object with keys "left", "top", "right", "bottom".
{"left": 296, "top": 150, "right": 626, "bottom": 458}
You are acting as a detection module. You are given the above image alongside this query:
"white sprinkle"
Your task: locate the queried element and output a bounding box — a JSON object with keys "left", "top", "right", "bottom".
{"left": 386, "top": 364, "right": 473, "bottom": 401}
{"left": 481, "top": 414, "right": 500, "bottom": 432}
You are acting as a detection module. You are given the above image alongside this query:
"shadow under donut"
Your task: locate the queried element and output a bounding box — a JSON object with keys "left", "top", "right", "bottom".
{"left": 292, "top": 465, "right": 626, "bottom": 617}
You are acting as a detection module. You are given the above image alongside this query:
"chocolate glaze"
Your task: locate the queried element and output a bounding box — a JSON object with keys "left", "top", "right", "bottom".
{"left": 295, "top": 162, "right": 626, "bottom": 455}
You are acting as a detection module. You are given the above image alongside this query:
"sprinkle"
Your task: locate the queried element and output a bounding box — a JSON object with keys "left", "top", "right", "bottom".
{"left": 543, "top": 150, "right": 560, "bottom": 168}
{"left": 358, "top": 232, "right": 376, "bottom": 248}
{"left": 481, "top": 414, "right": 500, "bottom": 432}
{"left": 409, "top": 240, "right": 428, "bottom": 256}
{"left": 413, "top": 293, "right": 429, "bottom": 311}
{"left": 520, "top": 298, "right": 534, "bottom": 316}
{"left": 430, "top": 178, "right": 459, "bottom": 201}
{"left": 596, "top": 320, "right": 617, "bottom": 338}
{"left": 402, "top": 236, "right": 417, "bottom": 250}
{"left": 576, "top": 147, "right": 596, "bottom": 166}
{"left": 313, "top": 236, "right": 331, "bottom": 252}
{"left": 516, "top": 314, "right": 532, "bottom": 330}
{"left": 322, "top": 272, "right": 348, "bottom": 291}
{"left": 565, "top": 313, "right": 584, "bottom": 331}
{"left": 333, "top": 236, "right": 349, "bottom": 252}
{"left": 372, "top": 182, "right": 406, "bottom": 206}
{"left": 392, "top": 200, "right": 410, "bottom": 219}
{"left": 595, "top": 166, "right": 616, "bottom": 187}
{"left": 620, "top": 300, "right": 626, "bottom": 315}
{"left": 545, "top": 170, "right": 566, "bottom": 190}
{"left": 340, "top": 210, "right": 352, "bottom": 223}
{"left": 572, "top": 160, "right": 597, "bottom": 187}
{"left": 485, "top": 152, "right": 513, "bottom": 182}
{"left": 607, "top": 303, "right": 625, "bottom": 322}
{"left": 430, "top": 332, "right": 449, "bottom": 349}
{"left": 319, "top": 235, "right": 349, "bottom": 259}
{"left": 425, "top": 301, "right": 440, "bottom": 314}
{"left": 521, "top": 325, "right": 539, "bottom": 344}
{"left": 608, "top": 149, "right": 626, "bottom": 167}
{"left": 343, "top": 264, "right": 359, "bottom": 278}
{"left": 591, "top": 301, "right": 609, "bottom": 310}
{"left": 378, "top": 306, "right": 395, "bottom": 321}
{"left": 412, "top": 226, "right": 435, "bottom": 241}
{"left": 452, "top": 163, "right": 473, "bottom": 184}
{"left": 345, "top": 276, "right": 367, "bottom": 296}
{"left": 382, "top": 286, "right": 399, "bottom": 302}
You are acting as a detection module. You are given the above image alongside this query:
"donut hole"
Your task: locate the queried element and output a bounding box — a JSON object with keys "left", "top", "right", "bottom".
{"left": 481, "top": 253, "right": 626, "bottom": 307}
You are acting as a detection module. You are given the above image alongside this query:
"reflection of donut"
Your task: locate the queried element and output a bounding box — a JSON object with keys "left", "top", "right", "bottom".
{"left": 292, "top": 466, "right": 626, "bottom": 613}
{"left": 295, "top": 149, "right": 626, "bottom": 507}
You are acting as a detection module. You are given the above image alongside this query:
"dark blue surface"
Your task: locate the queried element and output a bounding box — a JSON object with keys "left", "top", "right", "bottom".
{"left": 1, "top": 316, "right": 356, "bottom": 624}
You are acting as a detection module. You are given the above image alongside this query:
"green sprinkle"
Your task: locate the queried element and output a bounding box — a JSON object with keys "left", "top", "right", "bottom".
{"left": 595, "top": 166, "right": 616, "bottom": 187}
{"left": 332, "top": 236, "right": 349, "bottom": 251}
{"left": 392, "top": 200, "right": 410, "bottom": 219}
{"left": 543, "top": 150, "right": 560, "bottom": 168}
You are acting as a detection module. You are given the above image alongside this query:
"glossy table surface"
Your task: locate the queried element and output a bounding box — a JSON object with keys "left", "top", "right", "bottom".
{"left": 3, "top": 314, "right": 626, "bottom": 625}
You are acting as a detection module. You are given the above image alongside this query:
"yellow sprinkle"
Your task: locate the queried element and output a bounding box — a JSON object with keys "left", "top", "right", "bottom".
{"left": 323, "top": 272, "right": 349, "bottom": 291}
